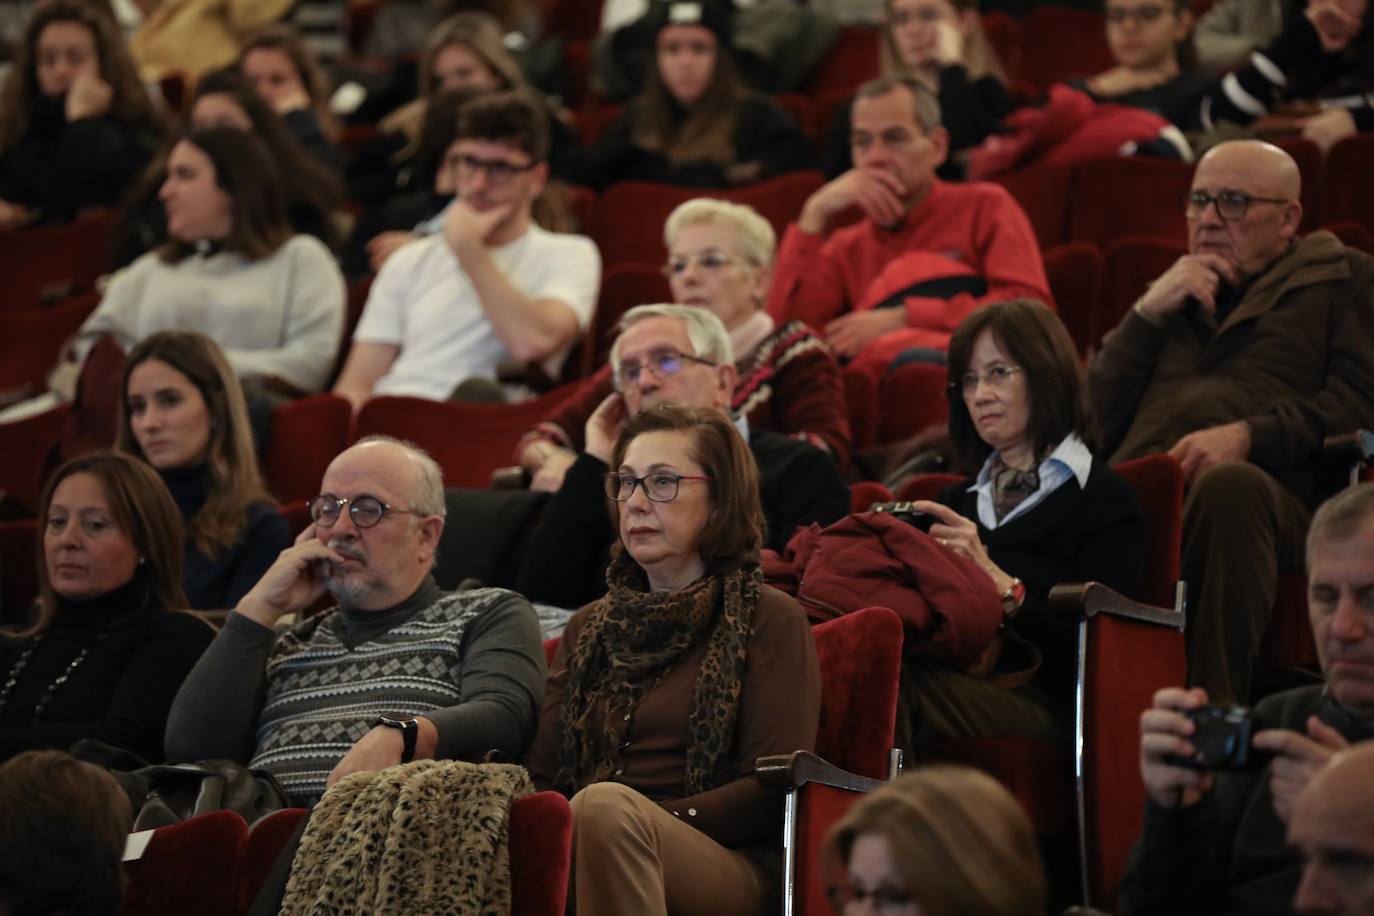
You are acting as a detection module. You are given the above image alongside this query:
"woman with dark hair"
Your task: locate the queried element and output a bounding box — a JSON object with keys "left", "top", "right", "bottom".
{"left": 823, "top": 0, "right": 1012, "bottom": 178}
{"left": 0, "top": 452, "right": 213, "bottom": 763}
{"left": 0, "top": 0, "right": 162, "bottom": 228}
{"left": 238, "top": 23, "right": 341, "bottom": 169}
{"left": 117, "top": 331, "right": 290, "bottom": 611}
{"left": 67, "top": 127, "right": 344, "bottom": 398}
{"left": 565, "top": 0, "right": 816, "bottom": 191}
{"left": 903, "top": 299, "right": 1146, "bottom": 747}
{"left": 524, "top": 402, "right": 820, "bottom": 916}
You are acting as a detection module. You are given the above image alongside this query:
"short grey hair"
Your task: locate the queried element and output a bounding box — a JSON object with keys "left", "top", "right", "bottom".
{"left": 1307, "top": 482, "right": 1374, "bottom": 568}
{"left": 353, "top": 434, "right": 447, "bottom": 519}
{"left": 609, "top": 304, "right": 735, "bottom": 371}
{"left": 664, "top": 198, "right": 777, "bottom": 270}
{"left": 854, "top": 75, "right": 942, "bottom": 134}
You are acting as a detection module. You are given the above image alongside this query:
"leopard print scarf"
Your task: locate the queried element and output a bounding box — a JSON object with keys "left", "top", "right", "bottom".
{"left": 553, "top": 553, "right": 761, "bottom": 796}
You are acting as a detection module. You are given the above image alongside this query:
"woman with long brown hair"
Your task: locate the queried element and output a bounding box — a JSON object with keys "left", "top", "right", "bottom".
{"left": 0, "top": 452, "right": 213, "bottom": 764}
{"left": 117, "top": 331, "right": 290, "bottom": 611}
{"left": 0, "top": 0, "right": 162, "bottom": 227}
{"left": 566, "top": 0, "right": 816, "bottom": 191}
{"left": 238, "top": 23, "right": 342, "bottom": 168}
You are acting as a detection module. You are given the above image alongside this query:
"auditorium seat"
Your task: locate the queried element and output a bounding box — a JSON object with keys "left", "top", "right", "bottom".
{"left": 0, "top": 403, "right": 69, "bottom": 517}
{"left": 1043, "top": 241, "right": 1103, "bottom": 358}
{"left": 775, "top": 93, "right": 817, "bottom": 140}
{"left": 0, "top": 292, "right": 100, "bottom": 397}
{"left": 1323, "top": 133, "right": 1374, "bottom": 232}
{"left": 0, "top": 209, "right": 115, "bottom": 310}
{"left": 875, "top": 362, "right": 949, "bottom": 446}
{"left": 1067, "top": 157, "right": 1193, "bottom": 249}
{"left": 0, "top": 520, "right": 38, "bottom": 628}
{"left": 804, "top": 25, "right": 882, "bottom": 96}
{"left": 980, "top": 11, "right": 1023, "bottom": 83}
{"left": 120, "top": 810, "right": 248, "bottom": 916}
{"left": 1099, "top": 235, "right": 1187, "bottom": 348}
{"left": 583, "top": 263, "right": 671, "bottom": 377}
{"left": 993, "top": 164, "right": 1073, "bottom": 250}
{"left": 262, "top": 394, "right": 353, "bottom": 505}
{"left": 1270, "top": 135, "right": 1323, "bottom": 232}
{"left": 1019, "top": 7, "right": 1115, "bottom": 93}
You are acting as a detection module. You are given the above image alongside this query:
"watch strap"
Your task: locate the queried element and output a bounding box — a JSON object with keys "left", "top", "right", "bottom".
{"left": 376, "top": 715, "right": 419, "bottom": 764}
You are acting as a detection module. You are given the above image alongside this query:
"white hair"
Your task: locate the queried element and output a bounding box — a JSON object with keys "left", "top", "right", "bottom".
{"left": 609, "top": 304, "right": 736, "bottom": 371}
{"left": 664, "top": 198, "right": 777, "bottom": 269}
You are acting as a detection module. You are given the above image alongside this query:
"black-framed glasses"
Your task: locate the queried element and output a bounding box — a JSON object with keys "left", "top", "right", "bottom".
{"left": 309, "top": 494, "right": 424, "bottom": 529}
{"left": 604, "top": 472, "right": 713, "bottom": 502}
{"left": 662, "top": 249, "right": 738, "bottom": 277}
{"left": 952, "top": 364, "right": 1024, "bottom": 394}
{"left": 1105, "top": 4, "right": 1169, "bottom": 25}
{"left": 613, "top": 347, "right": 717, "bottom": 390}
{"left": 445, "top": 151, "right": 537, "bottom": 185}
{"left": 826, "top": 882, "right": 915, "bottom": 913}
{"left": 887, "top": 7, "right": 944, "bottom": 27}
{"left": 1185, "top": 190, "right": 1290, "bottom": 221}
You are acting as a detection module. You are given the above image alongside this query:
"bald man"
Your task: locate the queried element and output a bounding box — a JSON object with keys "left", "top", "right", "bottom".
{"left": 1290, "top": 741, "right": 1374, "bottom": 915}
{"left": 1087, "top": 140, "right": 1374, "bottom": 705}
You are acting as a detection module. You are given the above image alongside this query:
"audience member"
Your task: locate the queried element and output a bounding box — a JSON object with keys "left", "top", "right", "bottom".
{"left": 903, "top": 300, "right": 1145, "bottom": 748}
{"left": 1200, "top": 0, "right": 1374, "bottom": 152}
{"left": 822, "top": 0, "right": 1012, "bottom": 179}
{"left": 1289, "top": 741, "right": 1374, "bottom": 916}
{"left": 115, "top": 69, "right": 344, "bottom": 266}
{"left": 128, "top": 0, "right": 293, "bottom": 81}
{"left": 523, "top": 403, "right": 821, "bottom": 916}
{"left": 363, "top": 0, "right": 538, "bottom": 61}
{"left": 0, "top": 452, "right": 214, "bottom": 764}
{"left": 165, "top": 436, "right": 546, "bottom": 807}
{"left": 238, "top": 24, "right": 341, "bottom": 169}
{"left": 0, "top": 0, "right": 162, "bottom": 229}
{"left": 1194, "top": 0, "right": 1291, "bottom": 74}
{"left": 116, "top": 331, "right": 290, "bottom": 611}
{"left": 1071, "top": 0, "right": 1210, "bottom": 131}
{"left": 564, "top": 0, "right": 817, "bottom": 190}
{"left": 518, "top": 198, "right": 851, "bottom": 488}
{"left": 770, "top": 76, "right": 1048, "bottom": 374}
{"left": 514, "top": 305, "right": 850, "bottom": 609}
{"left": 1087, "top": 140, "right": 1374, "bottom": 706}
{"left": 57, "top": 127, "right": 345, "bottom": 405}
{"left": 333, "top": 91, "right": 600, "bottom": 410}
{"left": 1122, "top": 482, "right": 1374, "bottom": 916}
{"left": 0, "top": 749, "right": 134, "bottom": 916}
{"left": 826, "top": 765, "right": 1048, "bottom": 916}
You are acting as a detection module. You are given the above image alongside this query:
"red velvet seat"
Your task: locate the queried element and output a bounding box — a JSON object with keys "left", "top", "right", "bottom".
{"left": 1067, "top": 157, "right": 1193, "bottom": 249}
{"left": 119, "top": 810, "right": 248, "bottom": 916}
{"left": 992, "top": 164, "right": 1074, "bottom": 250}
{"left": 353, "top": 385, "right": 583, "bottom": 488}
{"left": 582, "top": 262, "right": 671, "bottom": 377}
{"left": 875, "top": 362, "right": 949, "bottom": 446}
{"left": 263, "top": 394, "right": 353, "bottom": 506}
{"left": 0, "top": 403, "right": 69, "bottom": 516}
{"left": 1322, "top": 133, "right": 1374, "bottom": 232}
{"left": 1043, "top": 241, "right": 1103, "bottom": 358}
{"left": 279, "top": 500, "right": 311, "bottom": 539}
{"left": 775, "top": 93, "right": 817, "bottom": 140}
{"left": 575, "top": 103, "right": 623, "bottom": 147}
{"left": 842, "top": 366, "right": 879, "bottom": 452}
{"left": 803, "top": 25, "right": 882, "bottom": 96}
{"left": 1322, "top": 219, "right": 1373, "bottom": 254}
{"left": 848, "top": 480, "right": 894, "bottom": 514}
{"left": 1270, "top": 136, "right": 1323, "bottom": 232}
{"left": 1019, "top": 7, "right": 1114, "bottom": 92}
{"left": 1099, "top": 235, "right": 1187, "bottom": 348}
{"left": 0, "top": 209, "right": 115, "bottom": 310}
{"left": 0, "top": 293, "right": 100, "bottom": 397}
{"left": 981, "top": 11, "right": 1023, "bottom": 83}
{"left": 0, "top": 520, "right": 38, "bottom": 628}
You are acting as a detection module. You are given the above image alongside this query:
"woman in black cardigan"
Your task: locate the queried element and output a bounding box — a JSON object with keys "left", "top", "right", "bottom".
{"left": 908, "top": 299, "right": 1147, "bottom": 746}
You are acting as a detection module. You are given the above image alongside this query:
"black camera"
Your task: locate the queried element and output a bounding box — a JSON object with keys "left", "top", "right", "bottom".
{"left": 869, "top": 501, "right": 937, "bottom": 533}
{"left": 1166, "top": 705, "right": 1255, "bottom": 770}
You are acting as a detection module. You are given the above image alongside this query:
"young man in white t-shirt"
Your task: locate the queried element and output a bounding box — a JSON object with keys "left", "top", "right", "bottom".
{"left": 334, "top": 91, "right": 601, "bottom": 409}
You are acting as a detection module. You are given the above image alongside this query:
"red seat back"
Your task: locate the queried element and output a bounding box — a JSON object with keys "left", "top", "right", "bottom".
{"left": 1020, "top": 7, "right": 1114, "bottom": 92}
{"left": 811, "top": 606, "right": 903, "bottom": 780}
{"left": 0, "top": 403, "right": 69, "bottom": 516}
{"left": 0, "top": 210, "right": 115, "bottom": 309}
{"left": 1099, "top": 235, "right": 1187, "bottom": 347}
{"left": 1043, "top": 241, "right": 1103, "bottom": 358}
{"left": 875, "top": 362, "right": 949, "bottom": 446}
{"left": 1322, "top": 220, "right": 1373, "bottom": 255}
{"left": 120, "top": 810, "right": 248, "bottom": 916}
{"left": 0, "top": 520, "right": 38, "bottom": 628}
{"left": 842, "top": 366, "right": 879, "bottom": 451}
{"left": 0, "top": 293, "right": 100, "bottom": 396}
{"left": 804, "top": 26, "right": 882, "bottom": 96}
{"left": 1068, "top": 157, "right": 1193, "bottom": 249}
{"left": 241, "top": 808, "right": 308, "bottom": 913}
{"left": 1269, "top": 136, "right": 1323, "bottom": 232}
{"left": 1112, "top": 453, "right": 1183, "bottom": 606}
{"left": 583, "top": 263, "right": 671, "bottom": 377}
{"left": 263, "top": 394, "right": 353, "bottom": 506}
{"left": 775, "top": 93, "right": 817, "bottom": 139}
{"left": 980, "top": 11, "right": 1023, "bottom": 82}
{"left": 509, "top": 790, "right": 574, "bottom": 916}
{"left": 993, "top": 165, "right": 1074, "bottom": 250}
{"left": 1322, "top": 133, "right": 1374, "bottom": 232}
{"left": 848, "top": 481, "right": 894, "bottom": 514}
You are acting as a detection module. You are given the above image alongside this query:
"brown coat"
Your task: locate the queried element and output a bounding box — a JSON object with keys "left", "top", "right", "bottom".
{"left": 523, "top": 585, "right": 820, "bottom": 851}
{"left": 1088, "top": 231, "right": 1374, "bottom": 504}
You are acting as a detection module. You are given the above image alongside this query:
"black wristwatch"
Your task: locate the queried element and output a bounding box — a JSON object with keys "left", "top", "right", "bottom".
{"left": 375, "top": 715, "right": 420, "bottom": 763}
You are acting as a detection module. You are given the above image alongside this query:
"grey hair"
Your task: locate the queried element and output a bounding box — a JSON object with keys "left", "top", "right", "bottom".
{"left": 609, "top": 304, "right": 736, "bottom": 371}
{"left": 352, "top": 434, "right": 447, "bottom": 518}
{"left": 854, "top": 75, "right": 942, "bottom": 133}
{"left": 1307, "top": 482, "right": 1374, "bottom": 568}
{"left": 664, "top": 198, "right": 777, "bottom": 270}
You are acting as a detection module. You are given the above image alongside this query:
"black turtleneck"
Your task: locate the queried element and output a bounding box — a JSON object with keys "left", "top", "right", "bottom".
{"left": 0, "top": 572, "right": 214, "bottom": 764}
{"left": 158, "top": 466, "right": 291, "bottom": 611}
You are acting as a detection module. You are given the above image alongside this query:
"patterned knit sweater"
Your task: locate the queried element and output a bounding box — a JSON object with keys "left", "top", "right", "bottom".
{"left": 249, "top": 591, "right": 500, "bottom": 805}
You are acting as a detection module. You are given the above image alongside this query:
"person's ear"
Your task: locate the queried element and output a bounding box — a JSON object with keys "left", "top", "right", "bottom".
{"left": 716, "top": 363, "right": 739, "bottom": 407}
{"left": 1280, "top": 198, "right": 1303, "bottom": 241}
{"left": 417, "top": 515, "right": 444, "bottom": 558}
{"left": 929, "top": 125, "right": 950, "bottom": 168}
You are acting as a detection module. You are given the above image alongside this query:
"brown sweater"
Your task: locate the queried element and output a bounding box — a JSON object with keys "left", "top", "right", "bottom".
{"left": 523, "top": 584, "right": 820, "bottom": 852}
{"left": 1088, "top": 231, "right": 1374, "bottom": 505}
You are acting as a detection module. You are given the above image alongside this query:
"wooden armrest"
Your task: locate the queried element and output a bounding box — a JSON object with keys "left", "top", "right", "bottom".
{"left": 1049, "top": 581, "right": 1185, "bottom": 630}
{"left": 755, "top": 750, "right": 887, "bottom": 794}
{"left": 490, "top": 466, "right": 530, "bottom": 489}
{"left": 1322, "top": 430, "right": 1374, "bottom": 465}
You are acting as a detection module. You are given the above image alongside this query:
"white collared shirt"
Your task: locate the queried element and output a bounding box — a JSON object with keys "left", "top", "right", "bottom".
{"left": 968, "top": 433, "right": 1093, "bottom": 529}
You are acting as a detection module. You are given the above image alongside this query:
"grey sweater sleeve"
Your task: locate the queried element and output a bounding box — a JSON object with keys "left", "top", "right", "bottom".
{"left": 164, "top": 612, "right": 276, "bottom": 763}
{"left": 426, "top": 592, "right": 548, "bottom": 761}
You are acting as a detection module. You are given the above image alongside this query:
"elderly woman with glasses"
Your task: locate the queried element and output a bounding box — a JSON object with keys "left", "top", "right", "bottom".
{"left": 901, "top": 299, "right": 1147, "bottom": 751}
{"left": 523, "top": 402, "right": 821, "bottom": 916}
{"left": 517, "top": 198, "right": 851, "bottom": 491}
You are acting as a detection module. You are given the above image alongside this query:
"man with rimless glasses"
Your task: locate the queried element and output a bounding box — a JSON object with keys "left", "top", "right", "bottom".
{"left": 1088, "top": 139, "right": 1374, "bottom": 708}
{"left": 333, "top": 91, "right": 600, "bottom": 410}
{"left": 166, "top": 436, "right": 545, "bottom": 806}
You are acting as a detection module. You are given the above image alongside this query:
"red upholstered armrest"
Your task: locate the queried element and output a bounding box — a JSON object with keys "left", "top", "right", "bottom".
{"left": 755, "top": 750, "right": 888, "bottom": 794}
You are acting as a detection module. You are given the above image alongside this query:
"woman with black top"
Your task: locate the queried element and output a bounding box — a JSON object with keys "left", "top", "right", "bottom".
{"left": 238, "top": 24, "right": 342, "bottom": 171}
{"left": 0, "top": 0, "right": 162, "bottom": 228}
{"left": 905, "top": 299, "right": 1146, "bottom": 748}
{"left": 117, "top": 331, "right": 290, "bottom": 612}
{"left": 0, "top": 452, "right": 213, "bottom": 763}
{"left": 565, "top": 0, "right": 816, "bottom": 191}
{"left": 822, "top": 0, "right": 1011, "bottom": 179}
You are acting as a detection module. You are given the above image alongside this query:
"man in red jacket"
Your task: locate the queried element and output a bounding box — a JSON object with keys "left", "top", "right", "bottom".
{"left": 767, "top": 75, "right": 1050, "bottom": 375}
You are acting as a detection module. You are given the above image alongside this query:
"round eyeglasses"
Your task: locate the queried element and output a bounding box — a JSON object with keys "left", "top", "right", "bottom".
{"left": 604, "top": 472, "right": 713, "bottom": 502}
{"left": 613, "top": 347, "right": 717, "bottom": 390}
{"left": 952, "top": 364, "right": 1023, "bottom": 394}
{"left": 826, "top": 881, "right": 915, "bottom": 914}
{"left": 309, "top": 494, "right": 425, "bottom": 529}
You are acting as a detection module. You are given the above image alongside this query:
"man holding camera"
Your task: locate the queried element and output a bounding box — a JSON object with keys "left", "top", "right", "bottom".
{"left": 1121, "top": 483, "right": 1374, "bottom": 915}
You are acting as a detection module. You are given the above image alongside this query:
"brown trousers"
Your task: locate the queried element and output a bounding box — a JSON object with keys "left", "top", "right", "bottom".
{"left": 1181, "top": 462, "right": 1311, "bottom": 705}
{"left": 569, "top": 782, "right": 775, "bottom": 916}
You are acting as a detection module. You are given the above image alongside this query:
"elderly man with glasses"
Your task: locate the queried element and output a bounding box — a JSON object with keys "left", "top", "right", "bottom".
{"left": 513, "top": 304, "right": 850, "bottom": 610}
{"left": 1087, "top": 139, "right": 1374, "bottom": 707}
{"left": 165, "top": 436, "right": 546, "bottom": 806}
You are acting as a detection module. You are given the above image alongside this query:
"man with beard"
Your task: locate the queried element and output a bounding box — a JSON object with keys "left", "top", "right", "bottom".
{"left": 165, "top": 437, "right": 545, "bottom": 806}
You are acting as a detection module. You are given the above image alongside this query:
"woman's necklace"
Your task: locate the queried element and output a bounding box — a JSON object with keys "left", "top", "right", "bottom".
{"left": 0, "top": 617, "right": 125, "bottom": 720}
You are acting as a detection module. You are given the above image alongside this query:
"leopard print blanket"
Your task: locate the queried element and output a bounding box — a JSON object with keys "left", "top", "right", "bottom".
{"left": 279, "top": 760, "right": 533, "bottom": 916}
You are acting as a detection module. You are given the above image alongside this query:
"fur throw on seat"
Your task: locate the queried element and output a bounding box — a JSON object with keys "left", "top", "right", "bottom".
{"left": 279, "top": 760, "right": 534, "bottom": 915}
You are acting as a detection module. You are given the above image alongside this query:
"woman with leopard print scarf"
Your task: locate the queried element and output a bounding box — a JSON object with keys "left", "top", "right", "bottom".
{"left": 523, "top": 402, "right": 821, "bottom": 916}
